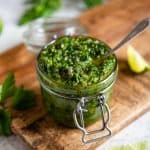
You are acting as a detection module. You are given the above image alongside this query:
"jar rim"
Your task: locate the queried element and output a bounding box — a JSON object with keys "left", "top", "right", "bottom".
{"left": 36, "top": 36, "right": 118, "bottom": 95}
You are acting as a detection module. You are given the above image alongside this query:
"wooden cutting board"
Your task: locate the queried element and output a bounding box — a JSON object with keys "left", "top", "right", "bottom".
{"left": 1, "top": 0, "right": 150, "bottom": 149}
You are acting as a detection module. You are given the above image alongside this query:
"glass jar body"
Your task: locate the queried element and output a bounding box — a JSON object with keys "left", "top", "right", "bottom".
{"left": 37, "top": 63, "right": 118, "bottom": 128}
{"left": 41, "top": 84, "right": 114, "bottom": 127}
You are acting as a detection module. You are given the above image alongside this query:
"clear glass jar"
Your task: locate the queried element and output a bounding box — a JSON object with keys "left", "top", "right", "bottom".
{"left": 23, "top": 17, "right": 87, "bottom": 54}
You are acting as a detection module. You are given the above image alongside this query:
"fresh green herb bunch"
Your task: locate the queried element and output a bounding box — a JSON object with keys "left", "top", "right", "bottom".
{"left": 0, "top": 73, "right": 36, "bottom": 136}
{"left": 0, "top": 106, "right": 11, "bottom": 136}
{"left": 18, "top": 0, "right": 61, "bottom": 25}
{"left": 83, "top": 0, "right": 102, "bottom": 8}
{"left": 18, "top": 0, "right": 103, "bottom": 25}
{"left": 39, "top": 36, "right": 116, "bottom": 88}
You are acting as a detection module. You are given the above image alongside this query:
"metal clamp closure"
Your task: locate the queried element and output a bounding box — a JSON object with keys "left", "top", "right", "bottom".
{"left": 73, "top": 94, "right": 111, "bottom": 144}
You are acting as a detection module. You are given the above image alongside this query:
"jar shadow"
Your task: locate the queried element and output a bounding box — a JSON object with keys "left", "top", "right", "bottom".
{"left": 118, "top": 59, "right": 135, "bottom": 76}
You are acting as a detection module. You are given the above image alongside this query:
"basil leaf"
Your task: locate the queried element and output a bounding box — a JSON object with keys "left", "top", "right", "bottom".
{"left": 0, "top": 73, "right": 16, "bottom": 103}
{"left": 12, "top": 86, "right": 35, "bottom": 110}
{"left": 0, "top": 107, "right": 11, "bottom": 136}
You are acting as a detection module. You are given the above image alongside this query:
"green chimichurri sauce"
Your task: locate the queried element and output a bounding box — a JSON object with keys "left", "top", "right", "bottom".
{"left": 37, "top": 35, "right": 118, "bottom": 127}
{"left": 38, "top": 36, "right": 116, "bottom": 89}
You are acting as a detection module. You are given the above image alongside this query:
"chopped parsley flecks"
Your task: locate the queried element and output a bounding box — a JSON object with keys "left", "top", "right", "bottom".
{"left": 38, "top": 36, "right": 116, "bottom": 88}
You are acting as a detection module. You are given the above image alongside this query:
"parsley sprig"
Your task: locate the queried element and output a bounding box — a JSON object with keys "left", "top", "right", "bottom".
{"left": 0, "top": 73, "right": 16, "bottom": 103}
{"left": 0, "top": 73, "right": 35, "bottom": 136}
{"left": 18, "top": 0, "right": 61, "bottom": 25}
{"left": 12, "top": 86, "right": 35, "bottom": 110}
{"left": 0, "top": 106, "right": 11, "bottom": 136}
{"left": 18, "top": 0, "right": 103, "bottom": 25}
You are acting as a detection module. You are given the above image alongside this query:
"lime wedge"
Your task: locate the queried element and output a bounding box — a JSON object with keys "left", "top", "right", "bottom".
{"left": 105, "top": 141, "right": 148, "bottom": 150}
{"left": 127, "top": 45, "right": 150, "bottom": 73}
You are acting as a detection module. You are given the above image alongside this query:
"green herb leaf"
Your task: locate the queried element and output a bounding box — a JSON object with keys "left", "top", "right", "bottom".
{"left": 18, "top": 0, "right": 61, "bottom": 25}
{"left": 0, "top": 17, "right": 3, "bottom": 34}
{"left": 0, "top": 106, "right": 11, "bottom": 136}
{"left": 106, "top": 141, "right": 148, "bottom": 150}
{"left": 83, "top": 0, "right": 102, "bottom": 8}
{"left": 0, "top": 73, "right": 16, "bottom": 103}
{"left": 12, "top": 86, "right": 35, "bottom": 110}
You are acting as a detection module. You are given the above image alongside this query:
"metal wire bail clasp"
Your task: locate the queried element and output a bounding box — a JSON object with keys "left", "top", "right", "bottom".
{"left": 73, "top": 94, "right": 111, "bottom": 144}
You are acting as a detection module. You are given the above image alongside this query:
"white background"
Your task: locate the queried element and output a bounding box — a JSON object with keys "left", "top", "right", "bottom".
{"left": 0, "top": 0, "right": 150, "bottom": 149}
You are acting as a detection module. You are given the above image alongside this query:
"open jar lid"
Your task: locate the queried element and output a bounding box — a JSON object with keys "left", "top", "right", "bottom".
{"left": 23, "top": 17, "right": 87, "bottom": 54}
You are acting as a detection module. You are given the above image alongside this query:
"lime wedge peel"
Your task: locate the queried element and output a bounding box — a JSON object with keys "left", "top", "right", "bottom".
{"left": 105, "top": 140, "right": 148, "bottom": 150}
{"left": 127, "top": 45, "right": 150, "bottom": 73}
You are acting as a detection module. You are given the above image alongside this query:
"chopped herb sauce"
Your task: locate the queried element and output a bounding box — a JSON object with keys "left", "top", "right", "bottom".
{"left": 38, "top": 36, "right": 116, "bottom": 88}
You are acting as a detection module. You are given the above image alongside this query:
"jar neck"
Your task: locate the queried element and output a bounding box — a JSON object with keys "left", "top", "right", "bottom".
{"left": 39, "top": 76, "right": 115, "bottom": 101}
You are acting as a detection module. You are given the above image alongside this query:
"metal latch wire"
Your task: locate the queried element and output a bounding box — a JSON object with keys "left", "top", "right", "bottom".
{"left": 73, "top": 94, "right": 111, "bottom": 144}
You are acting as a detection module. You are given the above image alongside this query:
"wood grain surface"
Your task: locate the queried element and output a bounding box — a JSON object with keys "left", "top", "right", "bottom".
{"left": 0, "top": 0, "right": 150, "bottom": 149}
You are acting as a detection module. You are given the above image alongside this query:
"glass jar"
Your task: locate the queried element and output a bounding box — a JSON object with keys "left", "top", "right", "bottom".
{"left": 23, "top": 17, "right": 87, "bottom": 54}
{"left": 36, "top": 46, "right": 118, "bottom": 143}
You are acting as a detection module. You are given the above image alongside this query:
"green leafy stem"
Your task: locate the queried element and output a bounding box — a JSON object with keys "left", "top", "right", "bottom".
{"left": 0, "top": 73, "right": 36, "bottom": 136}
